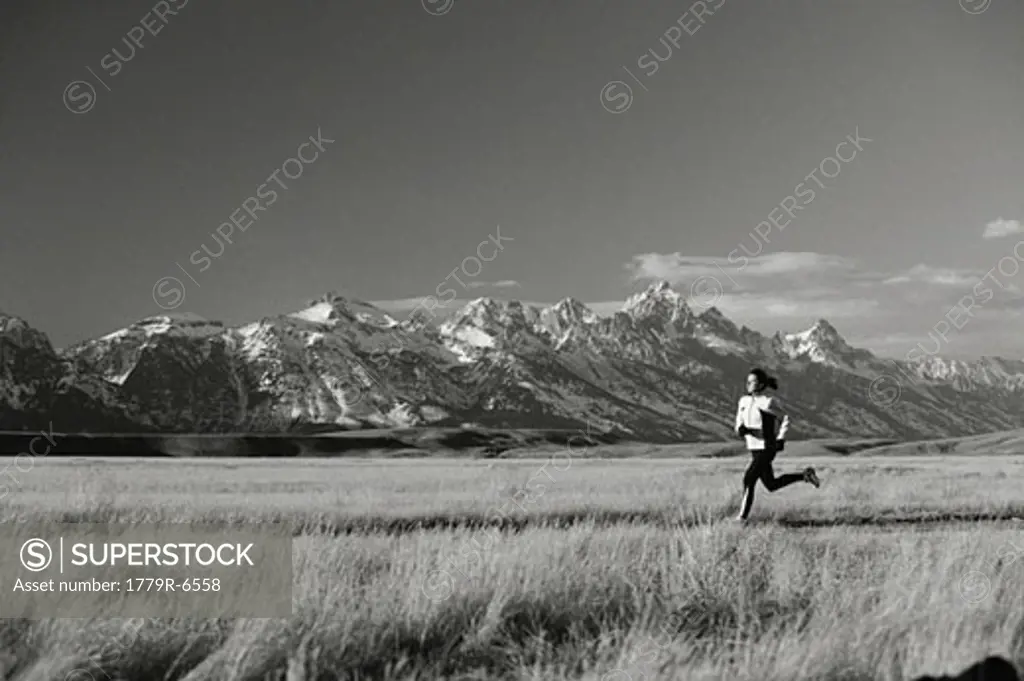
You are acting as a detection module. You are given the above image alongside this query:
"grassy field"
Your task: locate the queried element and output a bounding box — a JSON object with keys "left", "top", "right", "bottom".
{"left": 0, "top": 449, "right": 1022, "bottom": 681}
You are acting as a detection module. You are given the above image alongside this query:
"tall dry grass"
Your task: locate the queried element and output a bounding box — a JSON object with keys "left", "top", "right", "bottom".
{"left": 0, "top": 455, "right": 1021, "bottom": 681}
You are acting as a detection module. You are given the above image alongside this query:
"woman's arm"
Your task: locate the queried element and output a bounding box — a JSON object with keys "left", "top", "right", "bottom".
{"left": 735, "top": 397, "right": 757, "bottom": 437}
{"left": 765, "top": 396, "right": 790, "bottom": 444}
{"left": 760, "top": 410, "right": 777, "bottom": 449}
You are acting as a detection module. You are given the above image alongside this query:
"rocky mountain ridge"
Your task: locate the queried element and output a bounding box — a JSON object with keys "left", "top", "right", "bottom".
{"left": 2, "top": 283, "right": 1023, "bottom": 442}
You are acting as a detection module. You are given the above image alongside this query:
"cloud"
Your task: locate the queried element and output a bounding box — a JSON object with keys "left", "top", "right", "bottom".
{"left": 712, "top": 291, "right": 880, "bottom": 323}
{"left": 465, "top": 279, "right": 521, "bottom": 289}
{"left": 882, "top": 263, "right": 1021, "bottom": 293}
{"left": 882, "top": 264, "right": 978, "bottom": 287}
{"left": 982, "top": 218, "right": 1023, "bottom": 240}
{"left": 980, "top": 295, "right": 1024, "bottom": 312}
{"left": 627, "top": 251, "right": 857, "bottom": 284}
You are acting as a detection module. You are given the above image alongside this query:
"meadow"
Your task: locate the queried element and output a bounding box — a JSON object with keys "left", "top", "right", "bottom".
{"left": 0, "top": 447, "right": 1022, "bottom": 681}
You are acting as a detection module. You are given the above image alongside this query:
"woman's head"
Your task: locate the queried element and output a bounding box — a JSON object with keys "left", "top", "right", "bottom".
{"left": 746, "top": 367, "right": 778, "bottom": 394}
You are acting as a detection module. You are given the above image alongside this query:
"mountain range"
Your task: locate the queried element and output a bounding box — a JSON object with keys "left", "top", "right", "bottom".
{"left": 2, "top": 281, "right": 1023, "bottom": 443}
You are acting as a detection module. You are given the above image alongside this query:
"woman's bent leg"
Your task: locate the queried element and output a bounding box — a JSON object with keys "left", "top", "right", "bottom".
{"left": 759, "top": 456, "right": 805, "bottom": 492}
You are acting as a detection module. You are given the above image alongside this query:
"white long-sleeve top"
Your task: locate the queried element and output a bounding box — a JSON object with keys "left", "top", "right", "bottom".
{"left": 735, "top": 393, "right": 790, "bottom": 450}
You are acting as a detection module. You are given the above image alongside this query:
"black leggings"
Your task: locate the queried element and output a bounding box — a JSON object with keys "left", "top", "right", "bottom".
{"left": 743, "top": 449, "right": 804, "bottom": 492}
{"left": 738, "top": 449, "right": 803, "bottom": 519}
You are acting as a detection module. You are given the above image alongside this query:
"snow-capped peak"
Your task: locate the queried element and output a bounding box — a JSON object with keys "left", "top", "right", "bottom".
{"left": 97, "top": 315, "right": 225, "bottom": 342}
{"left": 549, "top": 298, "right": 597, "bottom": 324}
{"left": 778, "top": 319, "right": 870, "bottom": 367}
{"left": 452, "top": 297, "right": 503, "bottom": 325}
{"left": 291, "top": 292, "right": 395, "bottom": 326}
{"left": 787, "top": 319, "right": 848, "bottom": 348}
{"left": 449, "top": 297, "right": 539, "bottom": 330}
{"left": 534, "top": 297, "right": 599, "bottom": 345}
{"left": 622, "top": 281, "right": 694, "bottom": 327}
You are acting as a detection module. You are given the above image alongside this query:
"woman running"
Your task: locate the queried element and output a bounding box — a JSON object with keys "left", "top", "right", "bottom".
{"left": 734, "top": 367, "right": 820, "bottom": 521}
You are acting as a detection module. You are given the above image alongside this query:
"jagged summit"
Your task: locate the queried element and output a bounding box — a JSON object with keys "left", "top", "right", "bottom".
{"left": 89, "top": 315, "right": 225, "bottom": 345}
{"left": 0, "top": 313, "right": 54, "bottom": 354}
{"left": 623, "top": 281, "right": 693, "bottom": 324}
{"left": 442, "top": 298, "right": 544, "bottom": 348}
{"left": 624, "top": 280, "right": 684, "bottom": 303}
{"left": 130, "top": 314, "right": 224, "bottom": 329}
{"left": 0, "top": 311, "right": 30, "bottom": 329}
{"left": 698, "top": 305, "right": 726, "bottom": 318}
{"left": 786, "top": 319, "right": 849, "bottom": 348}
{"left": 777, "top": 318, "right": 875, "bottom": 367}
{"left": 452, "top": 297, "right": 538, "bottom": 321}
{"left": 452, "top": 297, "right": 502, "bottom": 322}
{"left": 548, "top": 297, "right": 597, "bottom": 323}
{"left": 533, "top": 298, "right": 599, "bottom": 345}
{"left": 693, "top": 304, "right": 742, "bottom": 338}
{"left": 650, "top": 280, "right": 674, "bottom": 293}
{"left": 807, "top": 318, "right": 841, "bottom": 336}
{"left": 291, "top": 291, "right": 394, "bottom": 326}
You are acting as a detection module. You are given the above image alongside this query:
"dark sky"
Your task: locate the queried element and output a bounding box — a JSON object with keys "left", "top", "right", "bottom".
{"left": 2, "top": 0, "right": 1023, "bottom": 359}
